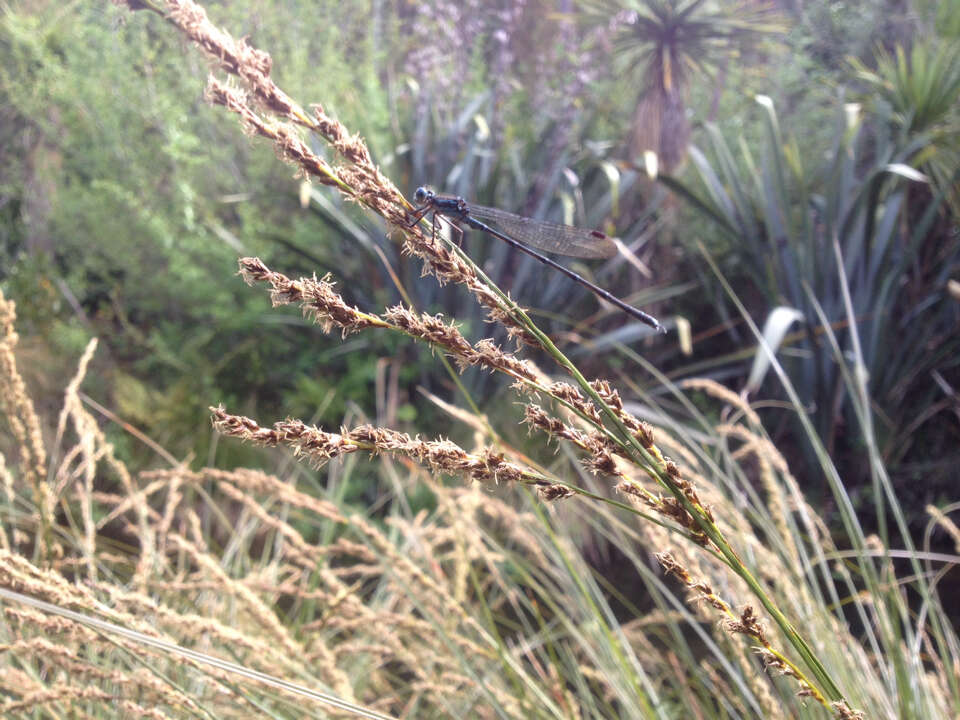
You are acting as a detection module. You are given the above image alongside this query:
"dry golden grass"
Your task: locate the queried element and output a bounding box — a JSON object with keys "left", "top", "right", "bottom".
{"left": 1, "top": 282, "right": 872, "bottom": 718}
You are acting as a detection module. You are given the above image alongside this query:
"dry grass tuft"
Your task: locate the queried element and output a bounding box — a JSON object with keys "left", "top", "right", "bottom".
{"left": 209, "top": 406, "right": 561, "bottom": 493}
{"left": 0, "top": 290, "right": 54, "bottom": 560}
{"left": 0, "top": 251, "right": 938, "bottom": 718}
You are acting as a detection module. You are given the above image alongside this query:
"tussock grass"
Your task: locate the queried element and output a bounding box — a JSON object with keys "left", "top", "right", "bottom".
{"left": 0, "top": 1, "right": 957, "bottom": 718}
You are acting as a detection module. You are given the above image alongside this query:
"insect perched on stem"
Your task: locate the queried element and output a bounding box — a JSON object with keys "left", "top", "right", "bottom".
{"left": 408, "top": 187, "right": 664, "bottom": 333}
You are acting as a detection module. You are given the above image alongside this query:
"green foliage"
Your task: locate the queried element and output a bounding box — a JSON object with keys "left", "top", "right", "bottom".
{"left": 793, "top": 0, "right": 918, "bottom": 69}
{"left": 851, "top": 40, "right": 960, "bottom": 216}
{"left": 660, "top": 96, "right": 959, "bottom": 496}
{"left": 0, "top": 1, "right": 400, "bottom": 458}
{"left": 581, "top": 0, "right": 783, "bottom": 82}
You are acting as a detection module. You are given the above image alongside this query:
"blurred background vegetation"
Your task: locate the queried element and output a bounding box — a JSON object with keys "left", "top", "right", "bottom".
{"left": 1, "top": 0, "right": 958, "bottom": 596}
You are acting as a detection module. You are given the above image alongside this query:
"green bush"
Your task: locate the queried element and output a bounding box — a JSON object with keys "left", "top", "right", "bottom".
{"left": 660, "top": 95, "right": 959, "bottom": 503}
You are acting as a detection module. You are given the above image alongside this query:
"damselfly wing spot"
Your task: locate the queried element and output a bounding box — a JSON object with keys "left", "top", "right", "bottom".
{"left": 586, "top": 230, "right": 617, "bottom": 258}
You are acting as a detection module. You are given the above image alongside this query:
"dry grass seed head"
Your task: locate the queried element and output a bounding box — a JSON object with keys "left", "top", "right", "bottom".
{"left": 211, "top": 407, "right": 551, "bottom": 491}
{"left": 240, "top": 257, "right": 538, "bottom": 379}
{"left": 680, "top": 377, "right": 763, "bottom": 427}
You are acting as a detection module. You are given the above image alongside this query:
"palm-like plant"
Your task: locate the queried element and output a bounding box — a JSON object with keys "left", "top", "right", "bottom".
{"left": 581, "top": 0, "right": 782, "bottom": 171}
{"left": 851, "top": 40, "right": 960, "bottom": 216}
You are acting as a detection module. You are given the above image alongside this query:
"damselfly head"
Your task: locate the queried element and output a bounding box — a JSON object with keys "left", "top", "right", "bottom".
{"left": 413, "top": 186, "right": 432, "bottom": 204}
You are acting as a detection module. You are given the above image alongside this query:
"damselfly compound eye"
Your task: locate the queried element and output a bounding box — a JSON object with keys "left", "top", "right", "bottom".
{"left": 414, "top": 187, "right": 428, "bottom": 204}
